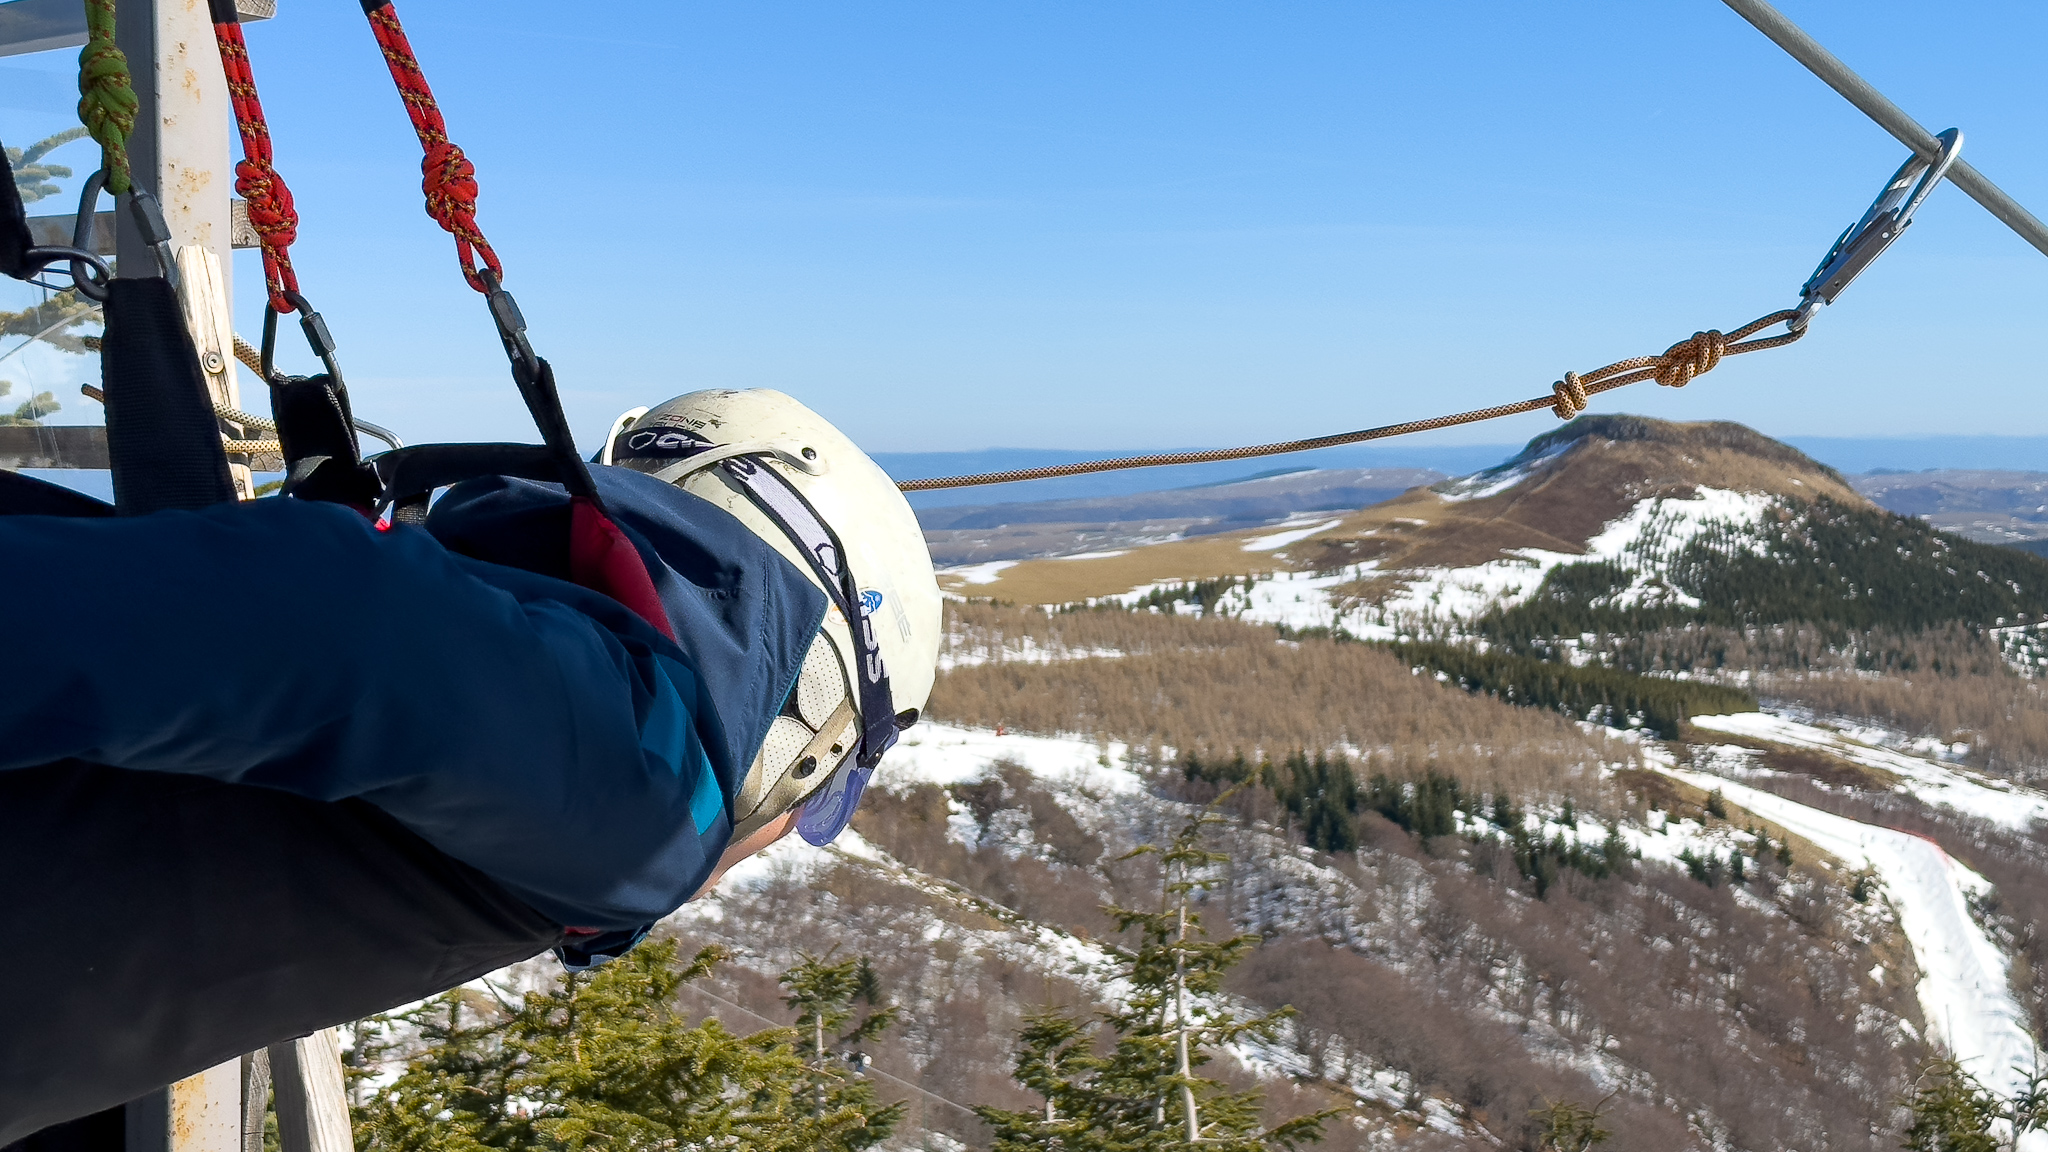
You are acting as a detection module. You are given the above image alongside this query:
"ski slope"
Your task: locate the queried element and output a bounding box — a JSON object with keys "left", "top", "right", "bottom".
{"left": 1657, "top": 760, "right": 2039, "bottom": 1097}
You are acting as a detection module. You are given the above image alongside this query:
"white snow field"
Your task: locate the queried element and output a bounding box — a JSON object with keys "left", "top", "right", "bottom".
{"left": 1241, "top": 516, "right": 1345, "bottom": 552}
{"left": 1109, "top": 486, "right": 1778, "bottom": 639}
{"left": 1349, "top": 487, "right": 1770, "bottom": 635}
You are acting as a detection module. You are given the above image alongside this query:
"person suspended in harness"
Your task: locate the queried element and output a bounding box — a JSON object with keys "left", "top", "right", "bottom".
{"left": 0, "top": 389, "right": 941, "bottom": 1140}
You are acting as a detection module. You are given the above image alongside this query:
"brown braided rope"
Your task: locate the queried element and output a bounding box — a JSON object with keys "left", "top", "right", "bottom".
{"left": 897, "top": 310, "right": 1804, "bottom": 492}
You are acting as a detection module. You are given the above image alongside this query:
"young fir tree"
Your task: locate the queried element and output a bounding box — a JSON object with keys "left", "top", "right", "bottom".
{"left": 1898, "top": 1057, "right": 2048, "bottom": 1152}
{"left": 1531, "top": 1095, "right": 1612, "bottom": 1152}
{"left": 977, "top": 805, "right": 1335, "bottom": 1150}
{"left": 352, "top": 938, "right": 898, "bottom": 1152}
{"left": 9, "top": 126, "right": 89, "bottom": 205}
{"left": 0, "top": 382, "right": 61, "bottom": 426}
{"left": 778, "top": 952, "right": 907, "bottom": 1147}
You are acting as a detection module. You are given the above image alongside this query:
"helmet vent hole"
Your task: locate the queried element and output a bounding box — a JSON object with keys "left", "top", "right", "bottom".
{"left": 794, "top": 755, "right": 820, "bottom": 779}
{"left": 801, "top": 447, "right": 817, "bottom": 460}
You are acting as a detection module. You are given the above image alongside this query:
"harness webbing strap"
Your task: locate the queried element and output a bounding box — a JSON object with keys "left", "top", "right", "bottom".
{"left": 101, "top": 278, "right": 239, "bottom": 516}
{"left": 0, "top": 144, "right": 32, "bottom": 278}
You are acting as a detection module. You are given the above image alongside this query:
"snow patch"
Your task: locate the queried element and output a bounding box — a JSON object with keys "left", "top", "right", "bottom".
{"left": 1241, "top": 517, "right": 1345, "bottom": 553}
{"left": 883, "top": 722, "right": 1143, "bottom": 795}
{"left": 941, "top": 560, "right": 1017, "bottom": 585}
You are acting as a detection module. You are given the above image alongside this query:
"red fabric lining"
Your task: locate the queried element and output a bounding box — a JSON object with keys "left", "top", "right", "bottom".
{"left": 569, "top": 498, "right": 676, "bottom": 642}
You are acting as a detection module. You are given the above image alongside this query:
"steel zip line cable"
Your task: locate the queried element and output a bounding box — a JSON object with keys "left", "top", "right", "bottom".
{"left": 1719, "top": 0, "right": 2048, "bottom": 260}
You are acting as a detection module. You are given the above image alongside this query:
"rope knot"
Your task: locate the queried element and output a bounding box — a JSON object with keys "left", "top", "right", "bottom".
{"left": 420, "top": 140, "right": 480, "bottom": 229}
{"left": 234, "top": 158, "right": 298, "bottom": 246}
{"left": 1655, "top": 329, "right": 1726, "bottom": 388}
{"left": 1551, "top": 372, "right": 1588, "bottom": 420}
{"left": 76, "top": 0, "right": 136, "bottom": 194}
{"left": 419, "top": 139, "right": 498, "bottom": 288}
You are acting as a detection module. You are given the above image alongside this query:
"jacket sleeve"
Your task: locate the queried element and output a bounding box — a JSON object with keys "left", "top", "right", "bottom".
{"left": 0, "top": 498, "right": 732, "bottom": 930}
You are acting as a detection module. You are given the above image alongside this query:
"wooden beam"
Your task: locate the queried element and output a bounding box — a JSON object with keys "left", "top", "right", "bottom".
{"left": 0, "top": 0, "right": 272, "bottom": 59}
{"left": 29, "top": 201, "right": 258, "bottom": 256}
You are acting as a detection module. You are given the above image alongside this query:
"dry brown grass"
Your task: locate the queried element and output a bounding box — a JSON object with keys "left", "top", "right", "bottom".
{"left": 931, "top": 603, "right": 1637, "bottom": 814}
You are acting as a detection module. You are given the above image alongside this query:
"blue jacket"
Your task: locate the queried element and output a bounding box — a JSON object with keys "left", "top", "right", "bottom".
{"left": 0, "top": 466, "right": 826, "bottom": 944}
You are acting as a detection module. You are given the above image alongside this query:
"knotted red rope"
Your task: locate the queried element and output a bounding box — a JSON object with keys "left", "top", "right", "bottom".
{"left": 212, "top": 16, "right": 300, "bottom": 312}
{"left": 361, "top": 0, "right": 501, "bottom": 293}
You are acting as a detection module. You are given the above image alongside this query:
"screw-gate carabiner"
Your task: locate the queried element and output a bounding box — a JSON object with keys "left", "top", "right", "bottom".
{"left": 259, "top": 288, "right": 344, "bottom": 387}
{"left": 1793, "top": 127, "right": 1963, "bottom": 330}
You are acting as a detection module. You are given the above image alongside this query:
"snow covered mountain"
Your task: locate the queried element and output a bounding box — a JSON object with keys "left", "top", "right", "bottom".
{"left": 937, "top": 416, "right": 2048, "bottom": 670}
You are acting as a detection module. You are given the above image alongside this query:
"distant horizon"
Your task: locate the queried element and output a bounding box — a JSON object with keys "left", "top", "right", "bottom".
{"left": 878, "top": 431, "right": 2048, "bottom": 508}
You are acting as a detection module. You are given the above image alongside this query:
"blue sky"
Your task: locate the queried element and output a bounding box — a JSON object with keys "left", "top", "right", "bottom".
{"left": 1, "top": 0, "right": 2045, "bottom": 459}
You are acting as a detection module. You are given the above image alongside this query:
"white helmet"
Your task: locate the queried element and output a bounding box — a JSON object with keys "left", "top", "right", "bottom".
{"left": 605, "top": 390, "right": 941, "bottom": 846}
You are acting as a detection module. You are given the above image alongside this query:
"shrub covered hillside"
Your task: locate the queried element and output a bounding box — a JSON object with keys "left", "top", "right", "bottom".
{"left": 632, "top": 603, "right": 1942, "bottom": 1150}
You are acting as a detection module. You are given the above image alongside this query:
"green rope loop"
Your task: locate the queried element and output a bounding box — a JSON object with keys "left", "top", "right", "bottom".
{"left": 77, "top": 0, "right": 136, "bottom": 195}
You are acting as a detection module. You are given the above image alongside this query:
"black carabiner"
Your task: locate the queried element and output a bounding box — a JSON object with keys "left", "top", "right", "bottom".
{"left": 259, "top": 289, "right": 343, "bottom": 387}
{"left": 9, "top": 167, "right": 116, "bottom": 302}
{"left": 43, "top": 168, "right": 114, "bottom": 302}
{"left": 1794, "top": 128, "right": 1963, "bottom": 331}
{"left": 474, "top": 267, "right": 600, "bottom": 506}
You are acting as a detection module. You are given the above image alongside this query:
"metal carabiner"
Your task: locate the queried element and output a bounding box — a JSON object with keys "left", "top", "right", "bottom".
{"left": 1792, "top": 127, "right": 1962, "bottom": 331}
{"left": 34, "top": 168, "right": 116, "bottom": 303}
{"left": 259, "top": 288, "right": 344, "bottom": 387}
{"left": 475, "top": 267, "right": 541, "bottom": 384}
{"left": 122, "top": 187, "right": 184, "bottom": 297}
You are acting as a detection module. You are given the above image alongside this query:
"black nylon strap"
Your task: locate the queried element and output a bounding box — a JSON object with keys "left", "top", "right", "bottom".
{"left": 369, "top": 442, "right": 561, "bottom": 511}
{"left": 0, "top": 141, "right": 33, "bottom": 279}
{"left": 271, "top": 375, "right": 380, "bottom": 506}
{"left": 101, "top": 278, "right": 238, "bottom": 516}
{"left": 716, "top": 456, "right": 898, "bottom": 769}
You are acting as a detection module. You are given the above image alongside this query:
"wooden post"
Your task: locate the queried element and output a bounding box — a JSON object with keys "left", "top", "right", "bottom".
{"left": 115, "top": 0, "right": 251, "bottom": 498}
{"left": 269, "top": 1033, "right": 354, "bottom": 1152}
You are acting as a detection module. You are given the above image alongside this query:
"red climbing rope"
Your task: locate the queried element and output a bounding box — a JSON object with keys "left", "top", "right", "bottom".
{"left": 360, "top": 0, "right": 501, "bottom": 293}
{"left": 210, "top": 3, "right": 299, "bottom": 313}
